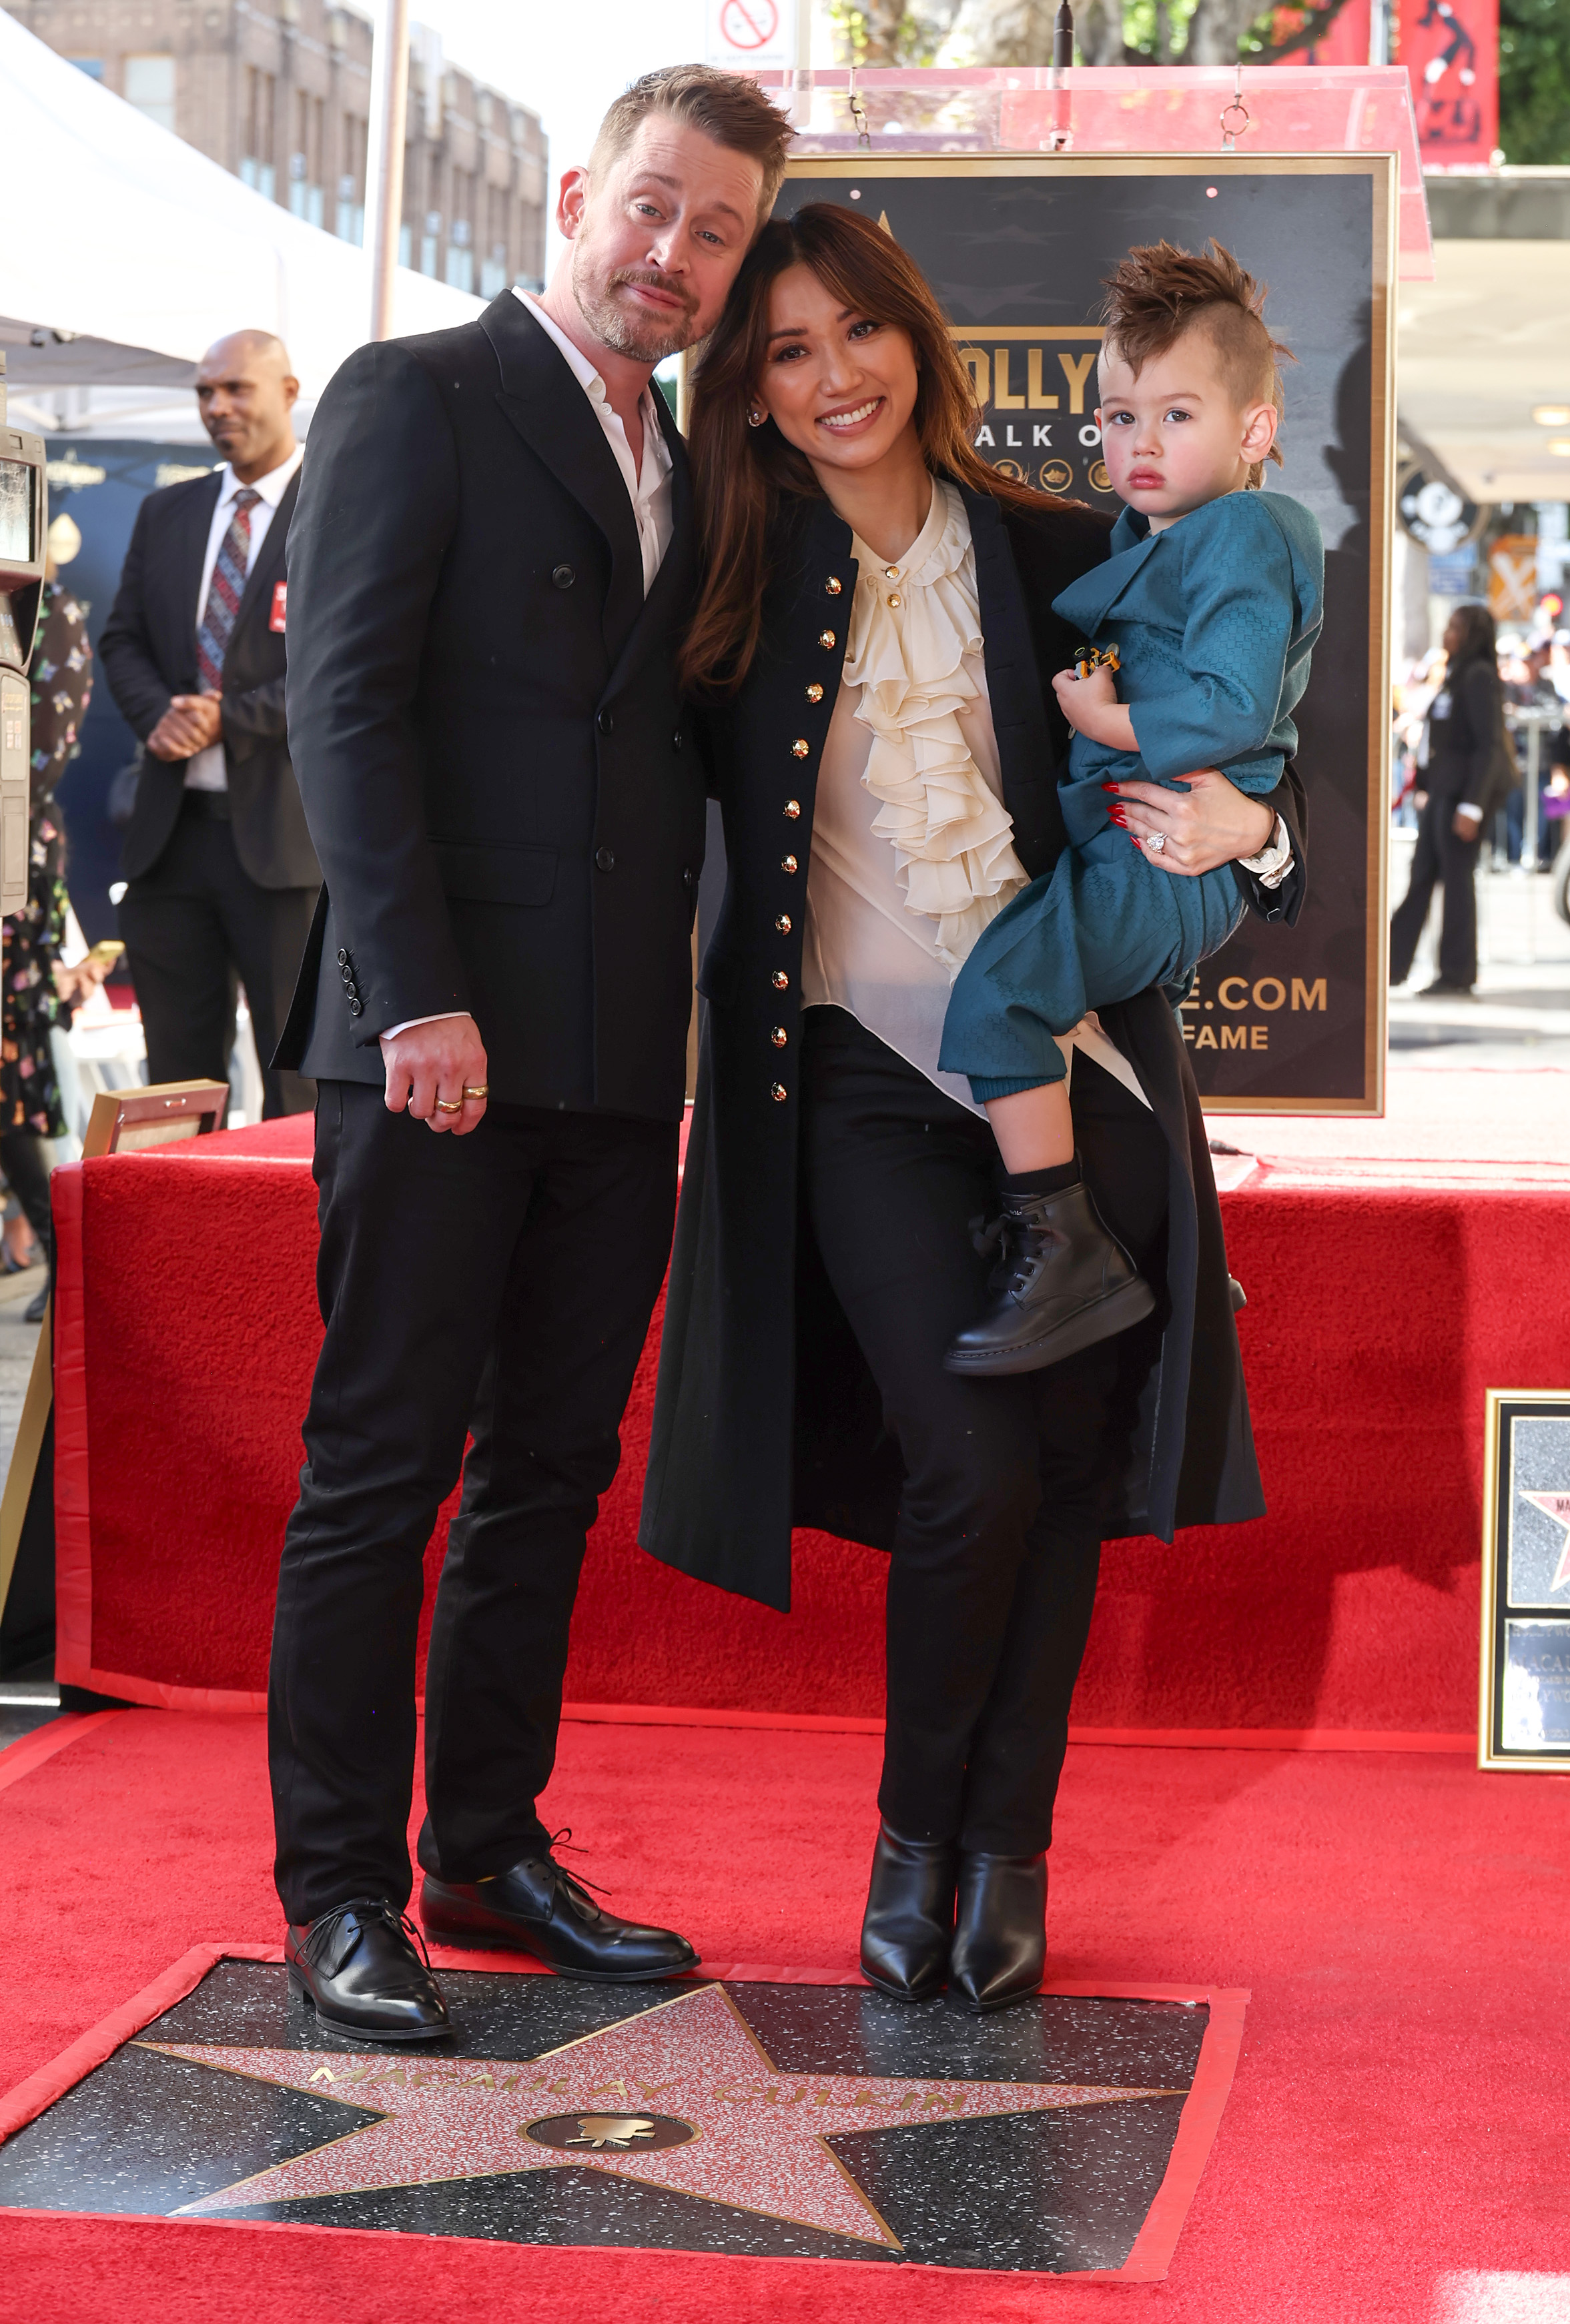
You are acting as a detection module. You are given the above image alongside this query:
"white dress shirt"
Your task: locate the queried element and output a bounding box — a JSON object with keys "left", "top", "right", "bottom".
{"left": 185, "top": 444, "right": 304, "bottom": 792}
{"left": 386, "top": 298, "right": 675, "bottom": 1042}
{"left": 514, "top": 289, "right": 674, "bottom": 596}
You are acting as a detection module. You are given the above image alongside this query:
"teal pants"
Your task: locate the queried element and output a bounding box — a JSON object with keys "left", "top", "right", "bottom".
{"left": 939, "top": 843, "right": 1244, "bottom": 1102}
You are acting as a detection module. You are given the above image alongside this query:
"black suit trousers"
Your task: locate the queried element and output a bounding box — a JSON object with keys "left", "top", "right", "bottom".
{"left": 1389, "top": 790, "right": 1481, "bottom": 991}
{"left": 118, "top": 802, "right": 318, "bottom": 1117}
{"left": 268, "top": 1081, "right": 678, "bottom": 1925}
{"left": 798, "top": 1009, "right": 1169, "bottom": 1856}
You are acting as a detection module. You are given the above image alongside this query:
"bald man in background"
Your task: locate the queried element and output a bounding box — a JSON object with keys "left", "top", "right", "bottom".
{"left": 100, "top": 330, "right": 320, "bottom": 1115}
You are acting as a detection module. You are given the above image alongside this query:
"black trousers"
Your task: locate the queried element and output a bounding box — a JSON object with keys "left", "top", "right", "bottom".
{"left": 799, "top": 1007, "right": 1169, "bottom": 1856}
{"left": 268, "top": 1080, "right": 679, "bottom": 1925}
{"left": 119, "top": 799, "right": 318, "bottom": 1117}
{"left": 1389, "top": 790, "right": 1482, "bottom": 990}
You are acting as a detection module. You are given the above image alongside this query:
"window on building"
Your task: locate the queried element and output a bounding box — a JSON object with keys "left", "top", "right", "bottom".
{"left": 336, "top": 114, "right": 366, "bottom": 243}
{"left": 242, "top": 67, "right": 276, "bottom": 200}
{"left": 67, "top": 57, "right": 104, "bottom": 80}
{"left": 289, "top": 91, "right": 325, "bottom": 227}
{"left": 446, "top": 175, "right": 474, "bottom": 293}
{"left": 123, "top": 53, "right": 175, "bottom": 134}
{"left": 398, "top": 221, "right": 413, "bottom": 269}
{"left": 420, "top": 210, "right": 441, "bottom": 279}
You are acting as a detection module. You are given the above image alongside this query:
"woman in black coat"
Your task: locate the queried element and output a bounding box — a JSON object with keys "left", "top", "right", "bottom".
{"left": 1389, "top": 601, "right": 1507, "bottom": 996}
{"left": 640, "top": 208, "right": 1306, "bottom": 2012}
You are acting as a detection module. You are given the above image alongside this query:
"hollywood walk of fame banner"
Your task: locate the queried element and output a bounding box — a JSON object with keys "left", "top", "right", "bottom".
{"left": 1479, "top": 1388, "right": 1570, "bottom": 1772}
{"left": 769, "top": 155, "right": 1397, "bottom": 1114}
{"left": 0, "top": 1945, "right": 1248, "bottom": 2282}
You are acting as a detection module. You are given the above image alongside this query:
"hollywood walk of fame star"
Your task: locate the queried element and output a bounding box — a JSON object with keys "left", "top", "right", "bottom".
{"left": 141, "top": 1982, "right": 1184, "bottom": 2248}
{"left": 1521, "top": 1491, "right": 1570, "bottom": 1591}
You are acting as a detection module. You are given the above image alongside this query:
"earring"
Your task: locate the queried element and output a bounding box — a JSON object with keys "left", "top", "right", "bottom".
{"left": 747, "top": 406, "right": 766, "bottom": 428}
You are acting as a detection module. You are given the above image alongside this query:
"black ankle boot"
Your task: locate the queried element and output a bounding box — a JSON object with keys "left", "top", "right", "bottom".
{"left": 943, "top": 1173, "right": 1154, "bottom": 1377}
{"left": 859, "top": 1826, "right": 959, "bottom": 2002}
{"left": 948, "top": 1851, "right": 1048, "bottom": 2014}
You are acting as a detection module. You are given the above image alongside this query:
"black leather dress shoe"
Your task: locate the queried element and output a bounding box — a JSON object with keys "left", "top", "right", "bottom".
{"left": 859, "top": 1825, "right": 958, "bottom": 2002}
{"left": 286, "top": 1898, "right": 452, "bottom": 2043}
{"left": 420, "top": 1848, "right": 697, "bottom": 1983}
{"left": 944, "top": 1176, "right": 1155, "bottom": 1377}
{"left": 948, "top": 1851, "right": 1048, "bottom": 2015}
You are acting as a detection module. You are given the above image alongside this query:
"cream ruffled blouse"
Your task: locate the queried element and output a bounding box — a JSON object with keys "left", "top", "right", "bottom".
{"left": 801, "top": 480, "right": 1029, "bottom": 1115}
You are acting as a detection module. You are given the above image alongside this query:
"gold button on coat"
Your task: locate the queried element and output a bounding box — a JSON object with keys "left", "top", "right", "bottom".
{"left": 772, "top": 970, "right": 789, "bottom": 989}
{"left": 818, "top": 630, "right": 835, "bottom": 650}
{"left": 771, "top": 1082, "right": 787, "bottom": 1103}
{"left": 887, "top": 592, "right": 902, "bottom": 609}
{"left": 783, "top": 799, "right": 800, "bottom": 818}
{"left": 770, "top": 1026, "right": 787, "bottom": 1048}
{"left": 775, "top": 913, "right": 791, "bottom": 933}
{"left": 791, "top": 738, "right": 809, "bottom": 759}
{"left": 805, "top": 683, "right": 823, "bottom": 704}
{"left": 883, "top": 565, "right": 899, "bottom": 580}
{"left": 825, "top": 576, "right": 843, "bottom": 595}
{"left": 781, "top": 854, "right": 798, "bottom": 874}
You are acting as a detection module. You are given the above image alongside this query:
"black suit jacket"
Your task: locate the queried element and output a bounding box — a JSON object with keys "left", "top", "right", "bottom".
{"left": 642, "top": 483, "right": 1305, "bottom": 1609}
{"left": 97, "top": 466, "right": 319, "bottom": 889}
{"left": 274, "top": 292, "right": 705, "bottom": 1120}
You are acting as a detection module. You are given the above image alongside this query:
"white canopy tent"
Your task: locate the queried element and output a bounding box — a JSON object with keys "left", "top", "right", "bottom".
{"left": 0, "top": 11, "right": 481, "bottom": 424}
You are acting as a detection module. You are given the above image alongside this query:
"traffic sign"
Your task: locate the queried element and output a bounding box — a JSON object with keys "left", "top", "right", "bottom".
{"left": 706, "top": 0, "right": 797, "bottom": 69}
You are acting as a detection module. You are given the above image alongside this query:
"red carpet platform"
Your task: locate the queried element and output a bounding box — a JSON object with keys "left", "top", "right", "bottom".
{"left": 1, "top": 1705, "right": 1566, "bottom": 2321}
{"left": 51, "top": 1065, "right": 1570, "bottom": 1740}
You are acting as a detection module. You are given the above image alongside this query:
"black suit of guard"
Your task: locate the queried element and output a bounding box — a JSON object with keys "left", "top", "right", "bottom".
{"left": 268, "top": 292, "right": 705, "bottom": 1924}
{"left": 98, "top": 467, "right": 320, "bottom": 1116}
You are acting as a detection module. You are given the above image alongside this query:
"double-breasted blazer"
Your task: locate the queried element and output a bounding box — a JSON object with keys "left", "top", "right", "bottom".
{"left": 274, "top": 291, "right": 705, "bottom": 1120}
{"left": 99, "top": 467, "right": 319, "bottom": 889}
{"left": 639, "top": 481, "right": 1308, "bottom": 1613}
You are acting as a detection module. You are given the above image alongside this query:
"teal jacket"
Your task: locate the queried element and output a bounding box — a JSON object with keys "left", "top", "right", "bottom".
{"left": 1051, "top": 488, "right": 1324, "bottom": 845}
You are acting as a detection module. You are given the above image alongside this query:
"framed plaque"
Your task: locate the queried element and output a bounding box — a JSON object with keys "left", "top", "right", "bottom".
{"left": 775, "top": 153, "right": 1397, "bottom": 1113}
{"left": 1479, "top": 1389, "right": 1570, "bottom": 1772}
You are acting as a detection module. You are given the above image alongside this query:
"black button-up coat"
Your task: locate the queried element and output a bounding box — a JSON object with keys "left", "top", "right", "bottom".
{"left": 641, "top": 481, "right": 1307, "bottom": 1612}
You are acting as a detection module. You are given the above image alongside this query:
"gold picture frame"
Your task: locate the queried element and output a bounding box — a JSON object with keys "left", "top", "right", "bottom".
{"left": 1478, "top": 1387, "right": 1570, "bottom": 1772}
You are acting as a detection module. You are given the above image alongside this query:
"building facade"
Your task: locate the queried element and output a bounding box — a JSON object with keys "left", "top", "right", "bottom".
{"left": 7, "top": 1, "right": 548, "bottom": 294}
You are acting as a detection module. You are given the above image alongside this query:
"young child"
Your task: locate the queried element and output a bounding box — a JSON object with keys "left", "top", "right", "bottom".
{"left": 937, "top": 239, "right": 1324, "bottom": 1375}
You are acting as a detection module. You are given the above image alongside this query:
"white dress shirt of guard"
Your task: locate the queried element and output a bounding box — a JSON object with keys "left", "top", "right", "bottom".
{"left": 183, "top": 443, "right": 304, "bottom": 793}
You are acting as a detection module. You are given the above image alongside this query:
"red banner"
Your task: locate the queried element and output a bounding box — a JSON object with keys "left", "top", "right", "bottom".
{"left": 1398, "top": 0, "right": 1499, "bottom": 165}
{"left": 1271, "top": 0, "right": 1372, "bottom": 67}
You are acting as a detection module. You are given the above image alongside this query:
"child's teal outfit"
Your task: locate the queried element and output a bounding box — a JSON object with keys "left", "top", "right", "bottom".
{"left": 939, "top": 488, "right": 1324, "bottom": 1101}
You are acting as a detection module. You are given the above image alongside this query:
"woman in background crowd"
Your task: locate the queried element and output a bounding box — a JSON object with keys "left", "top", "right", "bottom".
{"left": 1389, "top": 602, "right": 1513, "bottom": 998}
{"left": 1, "top": 521, "right": 104, "bottom": 1321}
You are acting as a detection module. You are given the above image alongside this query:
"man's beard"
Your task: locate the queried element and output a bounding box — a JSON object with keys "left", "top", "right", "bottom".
{"left": 572, "top": 250, "right": 699, "bottom": 365}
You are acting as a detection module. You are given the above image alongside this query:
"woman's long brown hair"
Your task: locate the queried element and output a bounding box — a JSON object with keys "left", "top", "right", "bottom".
{"left": 680, "top": 203, "right": 1043, "bottom": 697}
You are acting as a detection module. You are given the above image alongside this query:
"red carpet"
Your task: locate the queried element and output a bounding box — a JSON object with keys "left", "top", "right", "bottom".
{"left": 51, "top": 1075, "right": 1570, "bottom": 1736}
{"left": 1, "top": 1708, "right": 1567, "bottom": 2319}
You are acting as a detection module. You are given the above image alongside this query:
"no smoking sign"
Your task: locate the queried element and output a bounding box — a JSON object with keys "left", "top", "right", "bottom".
{"left": 706, "top": 0, "right": 796, "bottom": 66}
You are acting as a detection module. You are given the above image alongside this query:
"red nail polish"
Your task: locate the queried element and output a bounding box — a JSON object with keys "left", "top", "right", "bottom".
{"left": 1108, "top": 807, "right": 1128, "bottom": 826}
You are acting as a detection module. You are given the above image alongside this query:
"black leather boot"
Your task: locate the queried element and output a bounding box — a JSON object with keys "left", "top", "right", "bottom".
{"left": 420, "top": 1846, "right": 697, "bottom": 1984}
{"left": 943, "top": 1174, "right": 1154, "bottom": 1377}
{"left": 859, "top": 1826, "right": 959, "bottom": 2003}
{"left": 286, "top": 1899, "right": 452, "bottom": 2043}
{"left": 948, "top": 1851, "right": 1048, "bottom": 2014}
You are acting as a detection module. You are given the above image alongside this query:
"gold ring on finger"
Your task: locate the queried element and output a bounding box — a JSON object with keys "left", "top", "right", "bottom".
{"left": 462, "top": 1084, "right": 490, "bottom": 1099}
{"left": 434, "top": 1098, "right": 463, "bottom": 1113}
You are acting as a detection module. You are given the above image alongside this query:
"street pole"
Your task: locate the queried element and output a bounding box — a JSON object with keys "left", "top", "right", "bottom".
{"left": 364, "top": 0, "right": 412, "bottom": 343}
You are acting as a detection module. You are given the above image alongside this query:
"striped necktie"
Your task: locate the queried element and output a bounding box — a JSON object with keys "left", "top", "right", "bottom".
{"left": 195, "top": 486, "right": 262, "bottom": 692}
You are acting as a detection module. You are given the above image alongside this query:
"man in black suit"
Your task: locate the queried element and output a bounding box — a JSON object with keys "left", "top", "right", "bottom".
{"left": 268, "top": 66, "right": 793, "bottom": 2041}
{"left": 99, "top": 330, "right": 320, "bottom": 1117}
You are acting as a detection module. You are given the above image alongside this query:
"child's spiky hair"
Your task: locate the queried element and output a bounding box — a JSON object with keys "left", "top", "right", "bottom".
{"left": 1098, "top": 239, "right": 1292, "bottom": 478}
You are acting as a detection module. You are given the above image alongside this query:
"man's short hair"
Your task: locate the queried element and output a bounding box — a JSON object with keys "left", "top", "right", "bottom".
{"left": 1098, "top": 239, "right": 1291, "bottom": 426}
{"left": 590, "top": 64, "right": 793, "bottom": 220}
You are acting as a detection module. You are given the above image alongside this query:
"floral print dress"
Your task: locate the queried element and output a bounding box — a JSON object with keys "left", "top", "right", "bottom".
{"left": 2, "top": 582, "right": 92, "bottom": 1139}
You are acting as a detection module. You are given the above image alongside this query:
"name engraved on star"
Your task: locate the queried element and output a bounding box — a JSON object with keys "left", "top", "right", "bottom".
{"left": 139, "top": 1983, "right": 1185, "bottom": 2249}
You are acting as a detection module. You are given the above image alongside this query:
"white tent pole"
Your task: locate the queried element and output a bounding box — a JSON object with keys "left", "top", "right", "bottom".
{"left": 365, "top": 0, "right": 412, "bottom": 342}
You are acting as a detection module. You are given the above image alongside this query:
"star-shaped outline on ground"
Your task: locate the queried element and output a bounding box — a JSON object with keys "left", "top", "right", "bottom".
{"left": 1520, "top": 1490, "right": 1570, "bottom": 1591}
{"left": 141, "top": 1981, "right": 1185, "bottom": 2247}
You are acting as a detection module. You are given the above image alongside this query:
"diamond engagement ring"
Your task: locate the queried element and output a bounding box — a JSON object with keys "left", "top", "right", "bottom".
{"left": 1146, "top": 832, "right": 1167, "bottom": 854}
